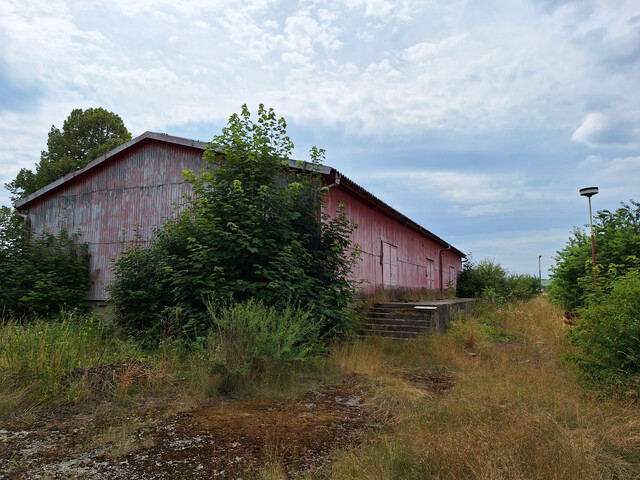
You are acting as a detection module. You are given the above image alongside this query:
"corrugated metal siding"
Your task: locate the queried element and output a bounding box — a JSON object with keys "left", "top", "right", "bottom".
{"left": 23, "top": 136, "right": 463, "bottom": 300}
{"left": 323, "top": 187, "right": 462, "bottom": 293}
{"left": 25, "top": 141, "right": 204, "bottom": 300}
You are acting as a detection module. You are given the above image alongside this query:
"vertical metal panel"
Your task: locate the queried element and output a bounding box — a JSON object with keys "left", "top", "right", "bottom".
{"left": 322, "top": 186, "right": 462, "bottom": 293}
{"left": 25, "top": 139, "right": 463, "bottom": 300}
{"left": 26, "top": 141, "right": 204, "bottom": 300}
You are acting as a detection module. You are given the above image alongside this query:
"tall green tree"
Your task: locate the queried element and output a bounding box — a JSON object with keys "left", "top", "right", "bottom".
{"left": 6, "top": 107, "right": 131, "bottom": 202}
{"left": 549, "top": 200, "right": 640, "bottom": 310}
{"left": 109, "top": 105, "right": 358, "bottom": 339}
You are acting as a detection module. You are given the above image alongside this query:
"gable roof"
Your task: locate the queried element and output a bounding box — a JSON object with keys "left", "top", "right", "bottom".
{"left": 15, "top": 131, "right": 464, "bottom": 257}
{"left": 15, "top": 132, "right": 206, "bottom": 209}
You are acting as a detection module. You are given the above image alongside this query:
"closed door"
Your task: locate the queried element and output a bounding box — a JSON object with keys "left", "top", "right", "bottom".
{"left": 426, "top": 258, "right": 435, "bottom": 290}
{"left": 382, "top": 241, "right": 398, "bottom": 287}
{"left": 449, "top": 265, "right": 456, "bottom": 288}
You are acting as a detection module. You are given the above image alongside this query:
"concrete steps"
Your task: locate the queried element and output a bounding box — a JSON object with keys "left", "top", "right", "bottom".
{"left": 357, "top": 299, "right": 475, "bottom": 340}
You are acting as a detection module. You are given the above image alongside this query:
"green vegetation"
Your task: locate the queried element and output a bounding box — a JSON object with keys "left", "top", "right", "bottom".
{"left": 330, "top": 297, "right": 639, "bottom": 479}
{"left": 456, "top": 257, "right": 540, "bottom": 302}
{"left": 0, "top": 300, "right": 325, "bottom": 417}
{"left": 549, "top": 199, "right": 640, "bottom": 311}
{"left": 548, "top": 200, "right": 640, "bottom": 391}
{"left": 0, "top": 207, "right": 91, "bottom": 318}
{"left": 5, "top": 107, "right": 131, "bottom": 202}
{"left": 109, "top": 105, "right": 358, "bottom": 340}
{"left": 0, "top": 312, "right": 140, "bottom": 413}
{"left": 198, "top": 299, "right": 322, "bottom": 389}
{"left": 1, "top": 107, "right": 125, "bottom": 317}
{"left": 566, "top": 268, "right": 640, "bottom": 389}
{"left": 2, "top": 298, "right": 639, "bottom": 478}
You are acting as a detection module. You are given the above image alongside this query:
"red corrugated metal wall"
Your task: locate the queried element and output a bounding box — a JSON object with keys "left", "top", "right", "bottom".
{"left": 25, "top": 140, "right": 204, "bottom": 300}
{"left": 23, "top": 137, "right": 463, "bottom": 300}
{"left": 323, "top": 186, "right": 462, "bottom": 293}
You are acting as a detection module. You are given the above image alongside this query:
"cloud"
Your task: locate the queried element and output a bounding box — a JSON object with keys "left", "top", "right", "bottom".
{"left": 353, "top": 169, "right": 570, "bottom": 218}
{"left": 403, "top": 34, "right": 470, "bottom": 63}
{"left": 579, "top": 154, "right": 640, "bottom": 181}
{"left": 572, "top": 112, "right": 640, "bottom": 148}
{"left": 576, "top": 154, "right": 640, "bottom": 200}
{"left": 343, "top": 0, "right": 394, "bottom": 18}
{"left": 452, "top": 228, "right": 570, "bottom": 275}
{"left": 3, "top": 0, "right": 639, "bottom": 143}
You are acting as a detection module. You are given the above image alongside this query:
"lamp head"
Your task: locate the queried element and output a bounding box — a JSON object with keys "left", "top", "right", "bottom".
{"left": 579, "top": 187, "right": 599, "bottom": 198}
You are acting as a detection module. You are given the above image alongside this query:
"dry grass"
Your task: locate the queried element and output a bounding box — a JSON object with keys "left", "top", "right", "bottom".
{"left": 329, "top": 297, "right": 640, "bottom": 480}
{"left": 3, "top": 299, "right": 639, "bottom": 478}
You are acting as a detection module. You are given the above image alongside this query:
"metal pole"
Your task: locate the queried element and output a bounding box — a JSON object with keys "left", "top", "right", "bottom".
{"left": 588, "top": 196, "right": 597, "bottom": 287}
{"left": 538, "top": 255, "right": 542, "bottom": 291}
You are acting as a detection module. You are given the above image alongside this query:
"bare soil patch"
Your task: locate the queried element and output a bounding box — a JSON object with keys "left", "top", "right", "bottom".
{"left": 395, "top": 371, "right": 457, "bottom": 397}
{"left": 0, "top": 380, "right": 374, "bottom": 479}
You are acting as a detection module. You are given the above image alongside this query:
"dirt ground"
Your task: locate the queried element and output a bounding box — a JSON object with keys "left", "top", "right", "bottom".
{"left": 0, "top": 367, "right": 455, "bottom": 479}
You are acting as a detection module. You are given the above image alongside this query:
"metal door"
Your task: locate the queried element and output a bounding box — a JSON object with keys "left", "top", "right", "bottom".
{"left": 382, "top": 241, "right": 398, "bottom": 287}
{"left": 426, "top": 258, "right": 435, "bottom": 290}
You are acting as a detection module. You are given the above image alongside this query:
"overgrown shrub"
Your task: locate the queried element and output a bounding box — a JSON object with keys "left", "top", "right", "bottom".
{"left": 456, "top": 257, "right": 539, "bottom": 302}
{"left": 201, "top": 299, "right": 322, "bottom": 385}
{"left": 549, "top": 200, "right": 640, "bottom": 311}
{"left": 110, "top": 105, "right": 358, "bottom": 339}
{"left": 566, "top": 269, "right": 640, "bottom": 389}
{"left": 0, "top": 207, "right": 91, "bottom": 317}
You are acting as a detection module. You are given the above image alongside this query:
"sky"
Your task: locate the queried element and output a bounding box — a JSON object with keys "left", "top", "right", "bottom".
{"left": 1, "top": 0, "right": 639, "bottom": 278}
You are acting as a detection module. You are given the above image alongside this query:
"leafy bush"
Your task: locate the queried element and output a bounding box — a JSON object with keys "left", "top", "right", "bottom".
{"left": 549, "top": 200, "right": 640, "bottom": 311}
{"left": 0, "top": 207, "right": 91, "bottom": 317}
{"left": 110, "top": 105, "right": 358, "bottom": 339}
{"left": 456, "top": 257, "right": 539, "bottom": 302}
{"left": 566, "top": 269, "right": 640, "bottom": 389}
{"left": 201, "top": 299, "right": 322, "bottom": 383}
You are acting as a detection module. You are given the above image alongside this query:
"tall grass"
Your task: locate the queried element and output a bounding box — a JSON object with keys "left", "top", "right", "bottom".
{"left": 191, "top": 299, "right": 324, "bottom": 394}
{"left": 0, "top": 312, "right": 141, "bottom": 416}
{"left": 330, "top": 297, "right": 640, "bottom": 479}
{"left": 0, "top": 300, "right": 327, "bottom": 418}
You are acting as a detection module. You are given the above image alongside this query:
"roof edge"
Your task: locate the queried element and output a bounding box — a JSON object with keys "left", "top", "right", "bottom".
{"left": 13, "top": 131, "right": 464, "bottom": 257}
{"left": 16, "top": 131, "right": 207, "bottom": 208}
{"left": 332, "top": 170, "right": 466, "bottom": 257}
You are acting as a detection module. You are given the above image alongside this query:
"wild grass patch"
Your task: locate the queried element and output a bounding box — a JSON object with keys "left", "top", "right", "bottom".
{"left": 330, "top": 297, "right": 640, "bottom": 479}
{"left": 0, "top": 311, "right": 142, "bottom": 416}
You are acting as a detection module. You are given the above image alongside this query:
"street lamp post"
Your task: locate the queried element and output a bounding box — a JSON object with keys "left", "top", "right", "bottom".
{"left": 538, "top": 255, "right": 542, "bottom": 291}
{"left": 579, "top": 187, "right": 599, "bottom": 287}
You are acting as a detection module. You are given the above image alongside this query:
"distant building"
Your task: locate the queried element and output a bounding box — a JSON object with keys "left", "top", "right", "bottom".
{"left": 15, "top": 132, "right": 465, "bottom": 301}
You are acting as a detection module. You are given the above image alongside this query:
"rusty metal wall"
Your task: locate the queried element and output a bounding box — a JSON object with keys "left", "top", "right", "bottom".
{"left": 24, "top": 137, "right": 462, "bottom": 301}
{"left": 25, "top": 141, "right": 204, "bottom": 300}
{"left": 323, "top": 187, "right": 462, "bottom": 293}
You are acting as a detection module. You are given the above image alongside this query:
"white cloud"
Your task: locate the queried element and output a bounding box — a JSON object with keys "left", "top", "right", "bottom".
{"left": 578, "top": 154, "right": 603, "bottom": 168}
{"left": 576, "top": 154, "right": 640, "bottom": 200}
{"left": 452, "top": 228, "right": 570, "bottom": 275}
{"left": 572, "top": 112, "right": 640, "bottom": 148}
{"left": 403, "top": 34, "right": 470, "bottom": 62}
{"left": 354, "top": 169, "right": 567, "bottom": 218}
{"left": 3, "top": 0, "right": 639, "bottom": 143}
{"left": 342, "top": 0, "right": 396, "bottom": 18}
